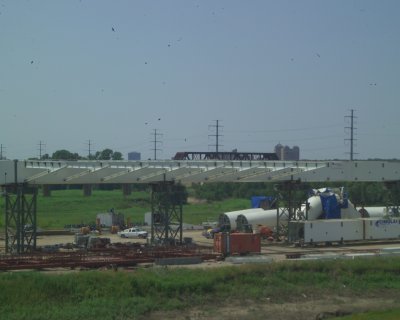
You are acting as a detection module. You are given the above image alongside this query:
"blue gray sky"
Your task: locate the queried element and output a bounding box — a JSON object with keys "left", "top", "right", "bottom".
{"left": 1, "top": 0, "right": 399, "bottom": 161}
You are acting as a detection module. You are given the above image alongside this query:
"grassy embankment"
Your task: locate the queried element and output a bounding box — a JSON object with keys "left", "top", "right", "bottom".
{"left": 0, "top": 257, "right": 399, "bottom": 320}
{"left": 0, "top": 189, "right": 250, "bottom": 229}
{"left": 340, "top": 309, "right": 400, "bottom": 320}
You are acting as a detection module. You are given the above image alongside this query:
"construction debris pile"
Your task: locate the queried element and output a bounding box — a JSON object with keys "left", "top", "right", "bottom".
{"left": 0, "top": 242, "right": 218, "bottom": 271}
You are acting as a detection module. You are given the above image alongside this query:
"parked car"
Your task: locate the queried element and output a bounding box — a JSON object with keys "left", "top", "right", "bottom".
{"left": 117, "top": 227, "right": 148, "bottom": 239}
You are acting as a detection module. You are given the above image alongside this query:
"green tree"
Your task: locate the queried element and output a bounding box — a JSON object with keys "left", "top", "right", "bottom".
{"left": 94, "top": 149, "right": 123, "bottom": 160}
{"left": 112, "top": 151, "right": 123, "bottom": 160}
{"left": 95, "top": 148, "right": 113, "bottom": 160}
{"left": 52, "top": 150, "right": 81, "bottom": 160}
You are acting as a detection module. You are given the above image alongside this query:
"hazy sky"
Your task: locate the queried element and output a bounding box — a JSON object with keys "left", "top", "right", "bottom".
{"left": 1, "top": 0, "right": 399, "bottom": 161}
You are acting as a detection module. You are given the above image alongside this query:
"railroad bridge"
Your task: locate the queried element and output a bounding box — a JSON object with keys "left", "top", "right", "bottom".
{"left": 1, "top": 159, "right": 400, "bottom": 253}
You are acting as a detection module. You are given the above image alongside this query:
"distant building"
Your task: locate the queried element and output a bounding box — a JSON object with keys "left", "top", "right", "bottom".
{"left": 128, "top": 151, "right": 141, "bottom": 160}
{"left": 274, "top": 144, "right": 300, "bottom": 161}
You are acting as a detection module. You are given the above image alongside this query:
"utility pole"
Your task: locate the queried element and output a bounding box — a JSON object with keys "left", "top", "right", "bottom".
{"left": 151, "top": 129, "right": 162, "bottom": 160}
{"left": 86, "top": 139, "right": 93, "bottom": 159}
{"left": 345, "top": 109, "right": 357, "bottom": 161}
{"left": 0, "top": 144, "right": 5, "bottom": 160}
{"left": 209, "top": 120, "right": 223, "bottom": 153}
{"left": 37, "top": 141, "right": 45, "bottom": 159}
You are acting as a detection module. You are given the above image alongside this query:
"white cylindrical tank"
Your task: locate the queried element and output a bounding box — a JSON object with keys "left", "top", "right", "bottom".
{"left": 236, "top": 209, "right": 279, "bottom": 230}
{"left": 359, "top": 207, "right": 388, "bottom": 218}
{"left": 341, "top": 200, "right": 361, "bottom": 219}
{"left": 218, "top": 208, "right": 265, "bottom": 231}
{"left": 234, "top": 196, "right": 325, "bottom": 230}
{"left": 306, "top": 196, "right": 323, "bottom": 220}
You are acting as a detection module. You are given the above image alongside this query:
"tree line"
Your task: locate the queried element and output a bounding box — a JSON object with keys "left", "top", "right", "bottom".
{"left": 190, "top": 181, "right": 400, "bottom": 207}
{"left": 31, "top": 148, "right": 123, "bottom": 161}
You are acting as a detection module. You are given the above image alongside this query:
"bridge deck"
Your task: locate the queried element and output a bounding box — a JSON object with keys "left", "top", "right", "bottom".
{"left": 1, "top": 159, "right": 399, "bottom": 185}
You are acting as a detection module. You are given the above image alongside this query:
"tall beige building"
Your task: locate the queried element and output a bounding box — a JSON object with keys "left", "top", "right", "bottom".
{"left": 274, "top": 144, "right": 300, "bottom": 161}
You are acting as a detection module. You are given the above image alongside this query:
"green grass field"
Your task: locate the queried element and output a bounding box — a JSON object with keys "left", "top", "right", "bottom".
{"left": 339, "top": 309, "right": 400, "bottom": 320}
{"left": 0, "top": 188, "right": 250, "bottom": 229}
{"left": 0, "top": 257, "right": 399, "bottom": 320}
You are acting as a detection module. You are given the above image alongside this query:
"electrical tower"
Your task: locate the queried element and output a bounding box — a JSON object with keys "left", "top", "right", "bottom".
{"left": 345, "top": 109, "right": 357, "bottom": 160}
{"left": 0, "top": 144, "right": 5, "bottom": 160}
{"left": 86, "top": 139, "right": 93, "bottom": 159}
{"left": 37, "top": 141, "right": 46, "bottom": 159}
{"left": 151, "top": 129, "right": 163, "bottom": 160}
{"left": 209, "top": 120, "right": 223, "bottom": 153}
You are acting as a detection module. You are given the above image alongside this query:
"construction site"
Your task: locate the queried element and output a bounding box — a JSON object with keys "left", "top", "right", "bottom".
{"left": 1, "top": 158, "right": 400, "bottom": 272}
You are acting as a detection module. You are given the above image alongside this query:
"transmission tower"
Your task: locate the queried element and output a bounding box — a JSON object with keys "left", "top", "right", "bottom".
{"left": 151, "top": 129, "right": 163, "bottom": 160}
{"left": 86, "top": 139, "right": 93, "bottom": 159}
{"left": 37, "top": 141, "right": 46, "bottom": 159}
{"left": 345, "top": 109, "right": 357, "bottom": 160}
{"left": 209, "top": 120, "right": 223, "bottom": 153}
{"left": 0, "top": 144, "right": 5, "bottom": 160}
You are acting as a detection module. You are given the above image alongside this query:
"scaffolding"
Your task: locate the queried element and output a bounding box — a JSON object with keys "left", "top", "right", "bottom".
{"left": 5, "top": 184, "right": 37, "bottom": 253}
{"left": 150, "top": 182, "right": 184, "bottom": 245}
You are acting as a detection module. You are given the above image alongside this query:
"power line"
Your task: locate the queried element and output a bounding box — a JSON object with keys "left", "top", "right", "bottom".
{"left": 345, "top": 109, "right": 358, "bottom": 161}
{"left": 224, "top": 124, "right": 343, "bottom": 134}
{"left": 209, "top": 120, "right": 223, "bottom": 153}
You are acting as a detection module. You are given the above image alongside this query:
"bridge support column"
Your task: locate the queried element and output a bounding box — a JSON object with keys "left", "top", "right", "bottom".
{"left": 150, "top": 182, "right": 183, "bottom": 245}
{"left": 5, "top": 185, "right": 37, "bottom": 254}
{"left": 42, "top": 184, "right": 51, "bottom": 197}
{"left": 122, "top": 184, "right": 132, "bottom": 197}
{"left": 83, "top": 184, "right": 92, "bottom": 196}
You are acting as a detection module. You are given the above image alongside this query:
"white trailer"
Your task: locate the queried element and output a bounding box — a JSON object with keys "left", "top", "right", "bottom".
{"left": 289, "top": 218, "right": 400, "bottom": 244}
{"left": 364, "top": 218, "right": 400, "bottom": 240}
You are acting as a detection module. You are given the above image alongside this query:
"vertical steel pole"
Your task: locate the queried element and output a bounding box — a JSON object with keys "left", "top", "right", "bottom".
{"left": 32, "top": 188, "right": 37, "bottom": 250}
{"left": 5, "top": 190, "right": 9, "bottom": 253}
{"left": 14, "top": 160, "right": 22, "bottom": 253}
{"left": 151, "top": 186, "right": 155, "bottom": 243}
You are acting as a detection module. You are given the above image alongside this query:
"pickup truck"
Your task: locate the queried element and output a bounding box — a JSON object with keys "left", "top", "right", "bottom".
{"left": 117, "top": 227, "right": 148, "bottom": 239}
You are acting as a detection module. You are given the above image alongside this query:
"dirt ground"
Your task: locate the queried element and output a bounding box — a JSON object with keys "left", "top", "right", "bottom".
{"left": 147, "top": 296, "right": 398, "bottom": 320}
{"left": 0, "top": 229, "right": 213, "bottom": 252}
{"left": 32, "top": 229, "right": 214, "bottom": 248}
